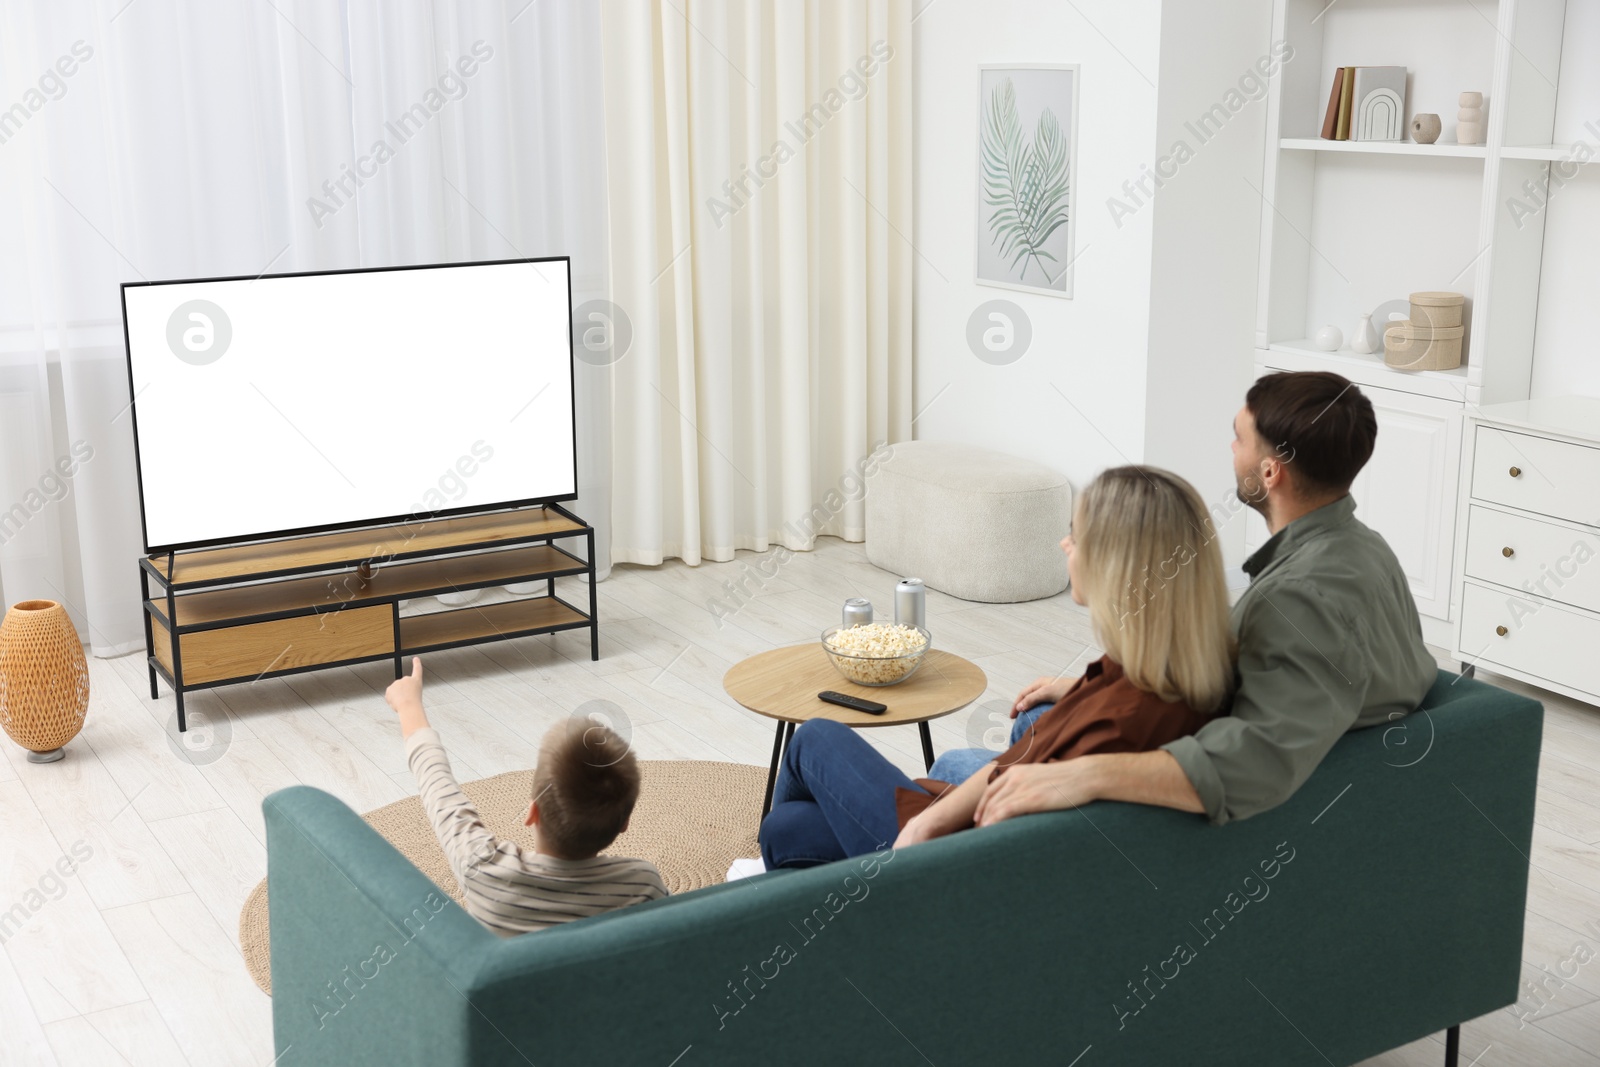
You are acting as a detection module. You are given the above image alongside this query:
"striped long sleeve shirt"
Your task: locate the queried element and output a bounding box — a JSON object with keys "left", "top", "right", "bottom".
{"left": 405, "top": 727, "right": 667, "bottom": 937}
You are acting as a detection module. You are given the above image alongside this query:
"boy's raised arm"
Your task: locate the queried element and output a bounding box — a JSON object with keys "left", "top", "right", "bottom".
{"left": 387, "top": 658, "right": 503, "bottom": 878}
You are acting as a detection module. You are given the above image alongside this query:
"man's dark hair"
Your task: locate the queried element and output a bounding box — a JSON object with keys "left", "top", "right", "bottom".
{"left": 1246, "top": 371, "right": 1376, "bottom": 495}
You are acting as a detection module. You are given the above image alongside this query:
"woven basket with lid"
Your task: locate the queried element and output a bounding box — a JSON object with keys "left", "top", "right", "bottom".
{"left": 1410, "top": 291, "right": 1465, "bottom": 329}
{"left": 0, "top": 600, "right": 89, "bottom": 761}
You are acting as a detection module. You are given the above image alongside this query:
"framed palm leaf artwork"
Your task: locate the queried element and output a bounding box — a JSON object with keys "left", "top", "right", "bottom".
{"left": 976, "top": 65, "right": 1078, "bottom": 298}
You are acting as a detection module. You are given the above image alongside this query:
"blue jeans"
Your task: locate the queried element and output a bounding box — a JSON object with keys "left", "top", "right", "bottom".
{"left": 759, "top": 720, "right": 929, "bottom": 868}
{"left": 925, "top": 702, "right": 1053, "bottom": 785}
{"left": 758, "top": 704, "right": 1057, "bottom": 869}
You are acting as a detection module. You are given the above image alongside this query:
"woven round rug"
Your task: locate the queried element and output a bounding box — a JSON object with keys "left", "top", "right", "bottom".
{"left": 239, "top": 759, "right": 765, "bottom": 994}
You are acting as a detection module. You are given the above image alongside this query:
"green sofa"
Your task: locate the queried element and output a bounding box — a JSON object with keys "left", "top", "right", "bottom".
{"left": 264, "top": 671, "right": 1542, "bottom": 1065}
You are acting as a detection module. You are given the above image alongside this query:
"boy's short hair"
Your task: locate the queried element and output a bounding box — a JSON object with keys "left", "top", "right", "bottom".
{"left": 533, "top": 718, "right": 641, "bottom": 858}
{"left": 1246, "top": 371, "right": 1377, "bottom": 495}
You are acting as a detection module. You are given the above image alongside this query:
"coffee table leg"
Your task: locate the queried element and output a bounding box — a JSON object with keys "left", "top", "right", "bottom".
{"left": 919, "top": 722, "right": 935, "bottom": 773}
{"left": 761, "top": 721, "right": 787, "bottom": 820}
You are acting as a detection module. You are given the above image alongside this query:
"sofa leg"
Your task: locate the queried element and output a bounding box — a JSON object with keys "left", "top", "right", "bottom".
{"left": 1444, "top": 1024, "right": 1459, "bottom": 1066}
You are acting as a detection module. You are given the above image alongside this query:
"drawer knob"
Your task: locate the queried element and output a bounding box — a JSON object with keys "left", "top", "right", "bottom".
{"left": 1509, "top": 466, "right": 1521, "bottom": 478}
{"left": 1495, "top": 625, "right": 1508, "bottom": 637}
{"left": 1502, "top": 546, "right": 1515, "bottom": 558}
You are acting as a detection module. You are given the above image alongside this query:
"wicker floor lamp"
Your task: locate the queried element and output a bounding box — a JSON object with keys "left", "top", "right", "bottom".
{"left": 0, "top": 600, "right": 90, "bottom": 763}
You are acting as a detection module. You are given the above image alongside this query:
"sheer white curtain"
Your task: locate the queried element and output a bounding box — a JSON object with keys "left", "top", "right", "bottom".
{"left": 600, "top": 0, "right": 913, "bottom": 566}
{"left": 0, "top": 0, "right": 611, "bottom": 657}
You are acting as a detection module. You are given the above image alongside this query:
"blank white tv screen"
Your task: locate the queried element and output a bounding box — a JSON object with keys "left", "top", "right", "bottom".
{"left": 122, "top": 259, "right": 576, "bottom": 552}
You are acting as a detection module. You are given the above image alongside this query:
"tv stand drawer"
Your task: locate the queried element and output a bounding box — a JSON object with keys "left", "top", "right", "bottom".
{"left": 152, "top": 605, "right": 394, "bottom": 686}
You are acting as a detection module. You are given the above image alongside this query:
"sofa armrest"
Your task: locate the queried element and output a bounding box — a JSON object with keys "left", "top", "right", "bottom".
{"left": 264, "top": 785, "right": 496, "bottom": 1066}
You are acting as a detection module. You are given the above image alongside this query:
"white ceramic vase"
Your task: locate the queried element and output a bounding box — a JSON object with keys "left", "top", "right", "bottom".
{"left": 1351, "top": 313, "right": 1381, "bottom": 355}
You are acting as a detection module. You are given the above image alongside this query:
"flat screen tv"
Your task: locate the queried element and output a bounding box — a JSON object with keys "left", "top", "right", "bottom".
{"left": 120, "top": 257, "right": 576, "bottom": 553}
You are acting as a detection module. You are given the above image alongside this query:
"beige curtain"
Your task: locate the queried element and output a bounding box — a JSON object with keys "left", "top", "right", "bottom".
{"left": 600, "top": 0, "right": 913, "bottom": 566}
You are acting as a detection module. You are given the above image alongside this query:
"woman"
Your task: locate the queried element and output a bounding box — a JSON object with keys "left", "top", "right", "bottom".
{"left": 758, "top": 465, "right": 1235, "bottom": 868}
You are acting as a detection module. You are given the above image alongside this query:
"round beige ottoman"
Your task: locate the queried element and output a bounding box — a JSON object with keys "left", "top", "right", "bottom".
{"left": 866, "top": 441, "right": 1073, "bottom": 603}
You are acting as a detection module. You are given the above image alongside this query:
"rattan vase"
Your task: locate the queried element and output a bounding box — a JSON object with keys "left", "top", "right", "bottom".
{"left": 0, "top": 600, "right": 90, "bottom": 763}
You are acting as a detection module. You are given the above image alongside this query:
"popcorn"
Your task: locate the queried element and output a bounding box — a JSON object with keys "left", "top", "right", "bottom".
{"left": 823, "top": 623, "right": 928, "bottom": 685}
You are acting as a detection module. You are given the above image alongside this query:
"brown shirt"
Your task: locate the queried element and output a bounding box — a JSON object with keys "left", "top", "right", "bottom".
{"left": 895, "top": 656, "right": 1211, "bottom": 829}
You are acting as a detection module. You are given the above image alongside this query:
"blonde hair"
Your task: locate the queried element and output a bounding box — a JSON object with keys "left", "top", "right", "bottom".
{"left": 1071, "top": 466, "right": 1235, "bottom": 713}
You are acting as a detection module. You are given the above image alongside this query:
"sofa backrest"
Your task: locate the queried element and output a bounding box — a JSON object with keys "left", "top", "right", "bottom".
{"left": 267, "top": 671, "right": 1542, "bottom": 1066}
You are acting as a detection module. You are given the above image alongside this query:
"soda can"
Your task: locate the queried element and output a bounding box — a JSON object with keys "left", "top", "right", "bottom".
{"left": 842, "top": 598, "right": 873, "bottom": 629}
{"left": 894, "top": 578, "right": 926, "bottom": 631}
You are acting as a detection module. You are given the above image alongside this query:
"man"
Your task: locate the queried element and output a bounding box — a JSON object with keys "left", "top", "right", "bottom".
{"left": 965, "top": 371, "right": 1437, "bottom": 828}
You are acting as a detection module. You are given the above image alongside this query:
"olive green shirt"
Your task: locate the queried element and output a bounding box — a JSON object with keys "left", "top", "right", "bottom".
{"left": 1163, "top": 495, "right": 1436, "bottom": 825}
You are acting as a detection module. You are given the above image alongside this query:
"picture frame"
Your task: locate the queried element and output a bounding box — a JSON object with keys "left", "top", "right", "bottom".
{"left": 975, "top": 64, "right": 1079, "bottom": 299}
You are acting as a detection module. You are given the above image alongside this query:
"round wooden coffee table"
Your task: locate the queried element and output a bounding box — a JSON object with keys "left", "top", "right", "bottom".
{"left": 723, "top": 644, "right": 987, "bottom": 818}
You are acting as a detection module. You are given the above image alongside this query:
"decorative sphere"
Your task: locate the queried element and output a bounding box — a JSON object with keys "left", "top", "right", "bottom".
{"left": 1313, "top": 325, "right": 1343, "bottom": 351}
{"left": 1411, "top": 113, "right": 1442, "bottom": 144}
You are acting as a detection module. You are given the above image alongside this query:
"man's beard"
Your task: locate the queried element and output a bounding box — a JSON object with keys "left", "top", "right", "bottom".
{"left": 1236, "top": 471, "right": 1269, "bottom": 516}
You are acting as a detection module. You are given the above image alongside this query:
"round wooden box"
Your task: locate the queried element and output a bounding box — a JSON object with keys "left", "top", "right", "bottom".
{"left": 1410, "top": 291, "right": 1465, "bottom": 329}
{"left": 1384, "top": 320, "right": 1463, "bottom": 371}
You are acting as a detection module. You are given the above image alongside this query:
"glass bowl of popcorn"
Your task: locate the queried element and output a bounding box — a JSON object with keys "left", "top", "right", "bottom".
{"left": 820, "top": 623, "right": 931, "bottom": 687}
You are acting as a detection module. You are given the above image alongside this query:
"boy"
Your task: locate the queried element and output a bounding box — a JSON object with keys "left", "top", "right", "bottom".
{"left": 385, "top": 657, "right": 667, "bottom": 936}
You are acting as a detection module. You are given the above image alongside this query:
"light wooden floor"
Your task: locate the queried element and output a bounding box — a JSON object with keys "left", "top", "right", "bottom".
{"left": 0, "top": 537, "right": 1596, "bottom": 1066}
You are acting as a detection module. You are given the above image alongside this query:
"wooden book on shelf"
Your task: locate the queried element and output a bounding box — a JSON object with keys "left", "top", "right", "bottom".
{"left": 1321, "top": 68, "right": 1345, "bottom": 139}
{"left": 1335, "top": 66, "right": 1355, "bottom": 139}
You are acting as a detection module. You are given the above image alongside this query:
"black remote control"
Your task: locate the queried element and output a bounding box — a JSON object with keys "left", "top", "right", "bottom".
{"left": 818, "top": 691, "right": 887, "bottom": 715}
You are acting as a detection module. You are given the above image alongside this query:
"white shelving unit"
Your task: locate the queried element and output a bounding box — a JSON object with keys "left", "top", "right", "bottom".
{"left": 1250, "top": 0, "right": 1586, "bottom": 645}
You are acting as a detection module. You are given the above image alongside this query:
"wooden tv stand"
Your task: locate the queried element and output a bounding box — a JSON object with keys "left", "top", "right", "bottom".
{"left": 140, "top": 503, "right": 598, "bottom": 731}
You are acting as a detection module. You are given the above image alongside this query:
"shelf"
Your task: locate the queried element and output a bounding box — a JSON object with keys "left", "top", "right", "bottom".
{"left": 150, "top": 507, "right": 587, "bottom": 587}
{"left": 1279, "top": 137, "right": 1487, "bottom": 160}
{"left": 1261, "top": 341, "right": 1470, "bottom": 403}
{"left": 1500, "top": 144, "right": 1597, "bottom": 163}
{"left": 400, "top": 596, "right": 590, "bottom": 653}
{"left": 147, "top": 544, "right": 587, "bottom": 630}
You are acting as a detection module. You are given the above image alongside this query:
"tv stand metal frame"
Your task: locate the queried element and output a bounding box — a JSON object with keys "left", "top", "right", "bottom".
{"left": 140, "top": 503, "right": 598, "bottom": 732}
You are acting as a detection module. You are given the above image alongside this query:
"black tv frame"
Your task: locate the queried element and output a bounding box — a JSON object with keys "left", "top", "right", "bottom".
{"left": 120, "top": 256, "right": 579, "bottom": 555}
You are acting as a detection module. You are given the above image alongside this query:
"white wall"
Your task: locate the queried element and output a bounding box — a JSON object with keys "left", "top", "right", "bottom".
{"left": 912, "top": 0, "right": 1269, "bottom": 566}
{"left": 1529, "top": 166, "right": 1600, "bottom": 399}
{"left": 1143, "top": 0, "right": 1271, "bottom": 563}
{"left": 1529, "top": 1, "right": 1600, "bottom": 401}
{"left": 911, "top": 0, "right": 1162, "bottom": 494}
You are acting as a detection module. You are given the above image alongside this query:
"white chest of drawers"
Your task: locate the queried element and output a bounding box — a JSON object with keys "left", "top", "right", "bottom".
{"left": 1453, "top": 398, "right": 1600, "bottom": 706}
